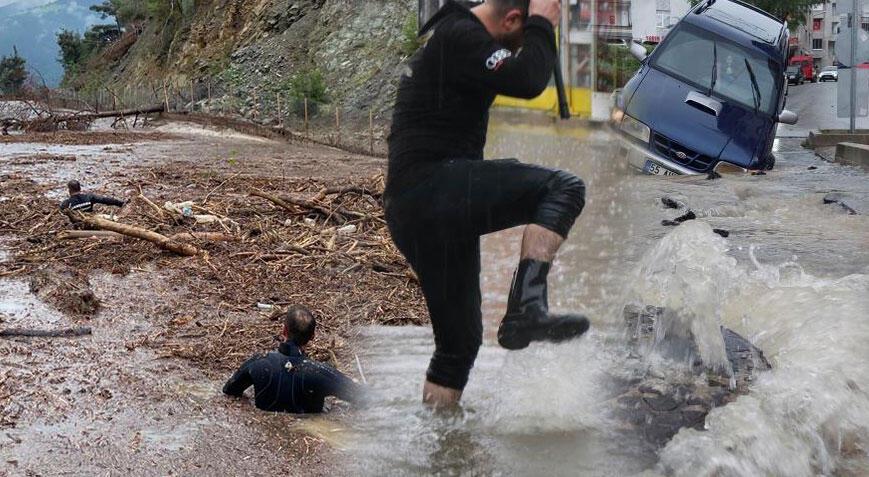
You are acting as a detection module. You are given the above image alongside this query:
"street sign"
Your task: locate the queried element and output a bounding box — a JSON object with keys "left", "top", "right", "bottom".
{"left": 834, "top": 16, "right": 869, "bottom": 67}
{"left": 835, "top": 0, "right": 867, "bottom": 130}
{"left": 837, "top": 68, "right": 869, "bottom": 118}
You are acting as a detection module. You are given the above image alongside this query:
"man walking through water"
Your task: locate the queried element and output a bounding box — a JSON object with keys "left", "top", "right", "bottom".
{"left": 385, "top": 0, "right": 589, "bottom": 407}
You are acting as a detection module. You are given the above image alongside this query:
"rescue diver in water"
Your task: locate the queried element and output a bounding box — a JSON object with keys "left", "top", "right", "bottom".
{"left": 385, "top": 0, "right": 589, "bottom": 407}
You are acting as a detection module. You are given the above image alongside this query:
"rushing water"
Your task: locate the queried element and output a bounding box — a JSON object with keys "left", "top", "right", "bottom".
{"left": 340, "top": 118, "right": 869, "bottom": 476}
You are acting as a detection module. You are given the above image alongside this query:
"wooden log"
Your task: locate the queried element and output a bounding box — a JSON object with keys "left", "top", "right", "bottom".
{"left": 250, "top": 190, "right": 348, "bottom": 223}
{"left": 168, "top": 231, "right": 236, "bottom": 242}
{"left": 57, "top": 230, "right": 123, "bottom": 240}
{"left": 0, "top": 326, "right": 92, "bottom": 338}
{"left": 69, "top": 212, "right": 199, "bottom": 256}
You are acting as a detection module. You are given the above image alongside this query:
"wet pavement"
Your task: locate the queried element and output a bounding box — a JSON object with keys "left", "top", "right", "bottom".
{"left": 343, "top": 117, "right": 869, "bottom": 476}
{"left": 778, "top": 80, "right": 869, "bottom": 137}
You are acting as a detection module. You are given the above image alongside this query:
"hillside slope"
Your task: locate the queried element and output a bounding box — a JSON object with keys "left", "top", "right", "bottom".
{"left": 69, "top": 0, "right": 415, "bottom": 123}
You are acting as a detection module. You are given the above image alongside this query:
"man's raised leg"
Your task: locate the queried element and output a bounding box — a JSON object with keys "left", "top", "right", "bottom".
{"left": 497, "top": 172, "right": 590, "bottom": 350}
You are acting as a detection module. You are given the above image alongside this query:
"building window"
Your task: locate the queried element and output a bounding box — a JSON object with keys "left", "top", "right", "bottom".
{"left": 656, "top": 11, "right": 668, "bottom": 28}
{"left": 833, "top": 22, "right": 840, "bottom": 35}
{"left": 813, "top": 38, "right": 823, "bottom": 50}
{"left": 814, "top": 18, "right": 822, "bottom": 31}
{"left": 863, "top": 22, "right": 869, "bottom": 32}
{"left": 570, "top": 0, "right": 591, "bottom": 30}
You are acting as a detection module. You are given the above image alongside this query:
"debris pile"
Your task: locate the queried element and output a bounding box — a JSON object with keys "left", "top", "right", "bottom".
{"left": 0, "top": 168, "right": 427, "bottom": 369}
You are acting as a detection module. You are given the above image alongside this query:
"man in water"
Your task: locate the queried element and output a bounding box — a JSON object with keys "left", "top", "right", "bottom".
{"left": 59, "top": 180, "right": 125, "bottom": 213}
{"left": 385, "top": 0, "right": 589, "bottom": 408}
{"left": 223, "top": 305, "right": 361, "bottom": 413}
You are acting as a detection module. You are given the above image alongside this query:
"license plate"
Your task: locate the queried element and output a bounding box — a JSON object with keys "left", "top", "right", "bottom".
{"left": 643, "top": 160, "right": 679, "bottom": 176}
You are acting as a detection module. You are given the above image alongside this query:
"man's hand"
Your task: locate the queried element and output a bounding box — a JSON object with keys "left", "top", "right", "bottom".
{"left": 529, "top": 0, "right": 561, "bottom": 27}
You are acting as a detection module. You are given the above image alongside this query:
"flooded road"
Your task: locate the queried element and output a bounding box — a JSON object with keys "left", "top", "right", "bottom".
{"left": 345, "top": 118, "right": 869, "bottom": 476}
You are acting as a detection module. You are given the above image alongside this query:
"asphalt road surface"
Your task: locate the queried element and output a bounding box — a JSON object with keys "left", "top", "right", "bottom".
{"left": 778, "top": 78, "right": 869, "bottom": 137}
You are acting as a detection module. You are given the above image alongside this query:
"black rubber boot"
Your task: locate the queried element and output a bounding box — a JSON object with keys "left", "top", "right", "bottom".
{"left": 497, "top": 259, "right": 590, "bottom": 350}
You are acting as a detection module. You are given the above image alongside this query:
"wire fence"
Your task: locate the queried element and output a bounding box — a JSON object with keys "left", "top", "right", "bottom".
{"left": 21, "top": 79, "right": 389, "bottom": 157}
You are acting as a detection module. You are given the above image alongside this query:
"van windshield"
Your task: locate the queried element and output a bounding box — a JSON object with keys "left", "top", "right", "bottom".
{"left": 651, "top": 24, "right": 780, "bottom": 115}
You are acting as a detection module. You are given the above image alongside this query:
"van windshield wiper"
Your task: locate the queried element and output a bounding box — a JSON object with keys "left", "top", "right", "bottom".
{"left": 709, "top": 42, "right": 717, "bottom": 96}
{"left": 744, "top": 58, "right": 761, "bottom": 112}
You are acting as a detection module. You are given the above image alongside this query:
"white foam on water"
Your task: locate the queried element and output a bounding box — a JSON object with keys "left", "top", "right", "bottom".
{"left": 622, "top": 221, "right": 869, "bottom": 476}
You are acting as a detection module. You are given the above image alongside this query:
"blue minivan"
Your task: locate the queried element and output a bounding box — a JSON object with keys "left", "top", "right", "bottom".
{"left": 612, "top": 0, "right": 798, "bottom": 175}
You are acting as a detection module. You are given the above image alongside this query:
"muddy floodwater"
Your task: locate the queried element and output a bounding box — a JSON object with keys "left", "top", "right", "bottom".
{"left": 1, "top": 116, "right": 868, "bottom": 476}
{"left": 343, "top": 119, "right": 869, "bottom": 476}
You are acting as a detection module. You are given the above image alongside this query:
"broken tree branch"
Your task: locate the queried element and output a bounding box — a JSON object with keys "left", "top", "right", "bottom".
{"left": 67, "top": 212, "right": 199, "bottom": 256}
{"left": 0, "top": 326, "right": 92, "bottom": 338}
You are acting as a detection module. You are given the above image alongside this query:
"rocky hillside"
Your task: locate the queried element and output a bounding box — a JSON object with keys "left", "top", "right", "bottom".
{"left": 68, "top": 0, "right": 416, "bottom": 123}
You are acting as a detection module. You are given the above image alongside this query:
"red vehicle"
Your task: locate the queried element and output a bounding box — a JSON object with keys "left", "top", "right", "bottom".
{"left": 789, "top": 55, "right": 816, "bottom": 83}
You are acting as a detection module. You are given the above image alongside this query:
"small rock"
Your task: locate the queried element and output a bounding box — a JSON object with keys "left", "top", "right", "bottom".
{"left": 823, "top": 192, "right": 858, "bottom": 215}
{"left": 707, "top": 171, "right": 722, "bottom": 180}
{"left": 662, "top": 210, "right": 696, "bottom": 226}
{"left": 808, "top": 165, "right": 818, "bottom": 170}
{"left": 661, "top": 196, "right": 682, "bottom": 209}
{"left": 713, "top": 228, "right": 730, "bottom": 238}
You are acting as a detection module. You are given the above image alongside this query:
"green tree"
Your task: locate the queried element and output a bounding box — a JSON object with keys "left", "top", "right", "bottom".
{"left": 688, "top": 0, "right": 819, "bottom": 28}
{"left": 0, "top": 46, "right": 28, "bottom": 95}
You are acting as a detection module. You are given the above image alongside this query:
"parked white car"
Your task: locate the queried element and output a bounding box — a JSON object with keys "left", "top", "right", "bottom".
{"left": 819, "top": 66, "right": 838, "bottom": 82}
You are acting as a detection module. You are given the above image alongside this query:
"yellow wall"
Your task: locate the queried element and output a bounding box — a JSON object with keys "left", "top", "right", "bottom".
{"left": 493, "top": 86, "right": 592, "bottom": 117}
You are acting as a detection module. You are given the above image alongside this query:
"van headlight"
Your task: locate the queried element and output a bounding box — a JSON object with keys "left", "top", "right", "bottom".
{"left": 713, "top": 161, "right": 749, "bottom": 174}
{"left": 620, "top": 114, "right": 651, "bottom": 143}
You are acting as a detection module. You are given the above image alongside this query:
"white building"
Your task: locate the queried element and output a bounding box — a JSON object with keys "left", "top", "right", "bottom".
{"left": 631, "top": 0, "right": 692, "bottom": 45}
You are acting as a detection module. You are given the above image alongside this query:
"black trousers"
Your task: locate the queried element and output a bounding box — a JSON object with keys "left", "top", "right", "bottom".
{"left": 384, "top": 158, "right": 585, "bottom": 390}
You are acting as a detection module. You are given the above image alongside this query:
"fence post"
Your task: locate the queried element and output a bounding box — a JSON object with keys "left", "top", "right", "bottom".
{"left": 162, "top": 81, "right": 170, "bottom": 113}
{"left": 304, "top": 97, "right": 309, "bottom": 138}
{"left": 369, "top": 109, "right": 374, "bottom": 154}
{"left": 190, "top": 80, "right": 195, "bottom": 112}
{"left": 335, "top": 105, "right": 340, "bottom": 145}
{"left": 277, "top": 92, "right": 282, "bottom": 128}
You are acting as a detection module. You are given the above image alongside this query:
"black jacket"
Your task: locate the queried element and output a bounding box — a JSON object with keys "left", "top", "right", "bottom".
{"left": 223, "top": 341, "right": 359, "bottom": 413}
{"left": 387, "top": 1, "right": 556, "bottom": 186}
{"left": 59, "top": 193, "right": 125, "bottom": 213}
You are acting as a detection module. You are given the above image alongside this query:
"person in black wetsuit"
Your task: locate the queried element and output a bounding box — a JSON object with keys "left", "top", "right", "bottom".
{"left": 385, "top": 0, "right": 589, "bottom": 407}
{"left": 223, "top": 305, "right": 361, "bottom": 413}
{"left": 59, "top": 180, "right": 125, "bottom": 213}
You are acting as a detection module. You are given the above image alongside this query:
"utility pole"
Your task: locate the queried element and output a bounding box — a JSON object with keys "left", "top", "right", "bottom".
{"left": 851, "top": 0, "right": 859, "bottom": 133}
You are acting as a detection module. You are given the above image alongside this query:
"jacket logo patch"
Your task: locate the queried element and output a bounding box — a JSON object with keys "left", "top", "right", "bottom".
{"left": 485, "top": 49, "right": 512, "bottom": 71}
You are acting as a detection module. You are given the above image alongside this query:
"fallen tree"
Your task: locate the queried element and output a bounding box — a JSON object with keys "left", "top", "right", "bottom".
{"left": 3, "top": 104, "right": 165, "bottom": 133}
{"left": 67, "top": 212, "right": 199, "bottom": 256}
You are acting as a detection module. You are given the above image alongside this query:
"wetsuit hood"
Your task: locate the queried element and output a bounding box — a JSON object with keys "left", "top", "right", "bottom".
{"left": 420, "top": 0, "right": 479, "bottom": 36}
{"left": 278, "top": 341, "right": 305, "bottom": 358}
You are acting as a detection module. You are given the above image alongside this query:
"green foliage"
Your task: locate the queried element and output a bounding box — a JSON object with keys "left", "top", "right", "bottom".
{"left": 596, "top": 43, "right": 642, "bottom": 93}
{"left": 285, "top": 68, "right": 328, "bottom": 104}
{"left": 57, "top": 30, "right": 89, "bottom": 72}
{"left": 0, "top": 46, "right": 28, "bottom": 95}
{"left": 400, "top": 14, "right": 420, "bottom": 57}
{"left": 111, "top": 0, "right": 148, "bottom": 26}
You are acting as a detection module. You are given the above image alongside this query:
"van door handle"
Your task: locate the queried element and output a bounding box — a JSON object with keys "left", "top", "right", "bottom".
{"left": 685, "top": 91, "right": 722, "bottom": 116}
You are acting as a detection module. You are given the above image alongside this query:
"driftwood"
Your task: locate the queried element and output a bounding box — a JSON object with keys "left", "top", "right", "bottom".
{"left": 168, "top": 231, "right": 237, "bottom": 242}
{"left": 68, "top": 212, "right": 199, "bottom": 256}
{"left": 0, "top": 326, "right": 92, "bottom": 338}
{"left": 250, "top": 190, "right": 369, "bottom": 223}
{"left": 57, "top": 230, "right": 124, "bottom": 240}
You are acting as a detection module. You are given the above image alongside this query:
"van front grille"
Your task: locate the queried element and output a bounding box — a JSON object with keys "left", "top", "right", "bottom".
{"left": 652, "top": 134, "right": 716, "bottom": 172}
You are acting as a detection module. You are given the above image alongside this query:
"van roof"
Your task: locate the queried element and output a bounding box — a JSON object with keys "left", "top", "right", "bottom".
{"left": 686, "top": 0, "right": 787, "bottom": 61}
{"left": 693, "top": 0, "right": 785, "bottom": 44}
